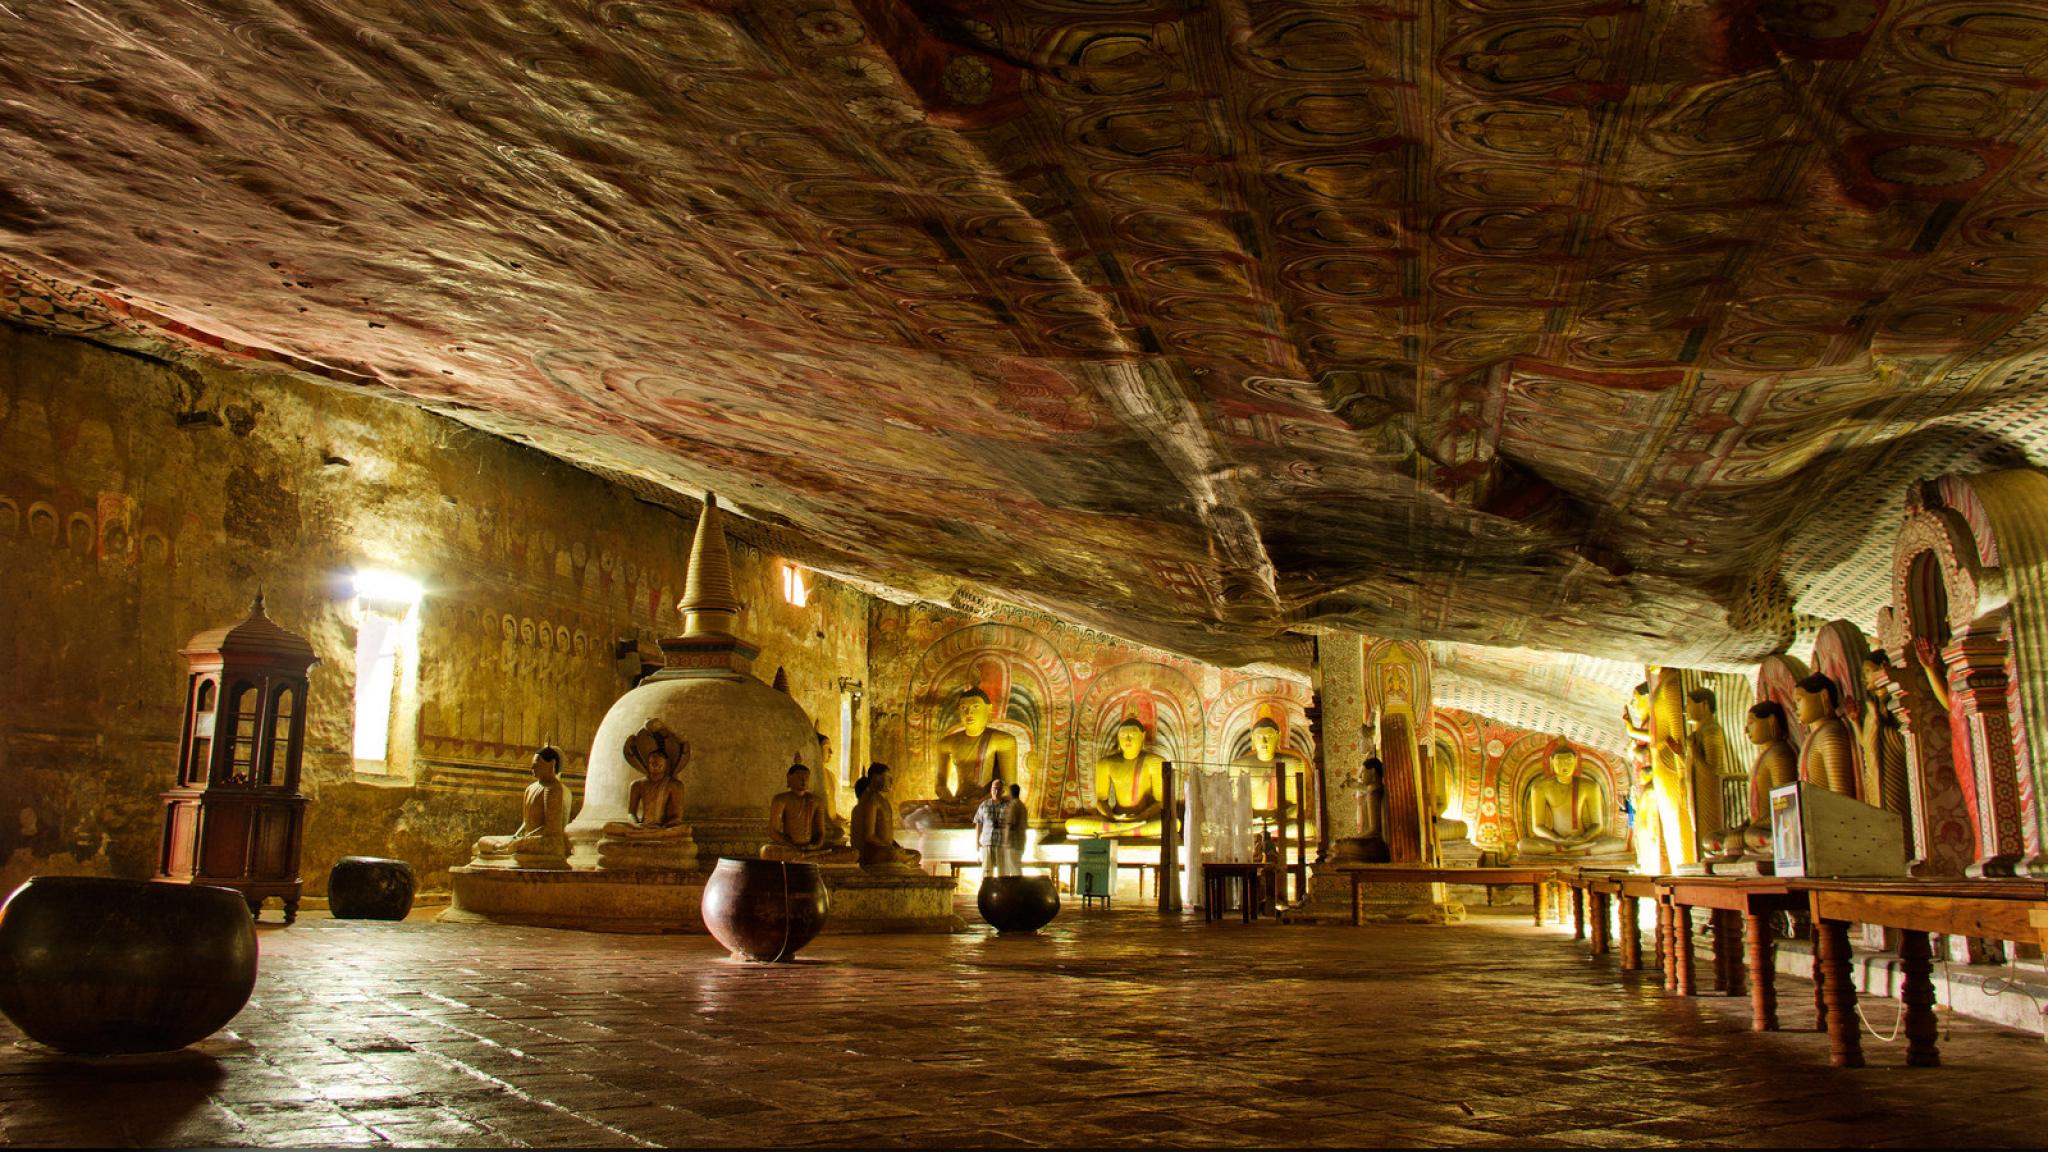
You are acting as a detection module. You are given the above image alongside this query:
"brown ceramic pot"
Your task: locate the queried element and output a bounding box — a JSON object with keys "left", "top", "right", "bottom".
{"left": 977, "top": 875, "right": 1060, "bottom": 934}
{"left": 327, "top": 856, "right": 416, "bottom": 921}
{"left": 0, "top": 876, "right": 258, "bottom": 1054}
{"left": 700, "top": 858, "right": 828, "bottom": 961}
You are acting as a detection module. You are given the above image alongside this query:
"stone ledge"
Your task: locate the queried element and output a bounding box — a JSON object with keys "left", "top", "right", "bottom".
{"left": 444, "top": 864, "right": 963, "bottom": 936}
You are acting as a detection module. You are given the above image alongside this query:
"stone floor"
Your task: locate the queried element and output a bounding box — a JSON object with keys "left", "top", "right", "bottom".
{"left": 4, "top": 903, "right": 2047, "bottom": 1148}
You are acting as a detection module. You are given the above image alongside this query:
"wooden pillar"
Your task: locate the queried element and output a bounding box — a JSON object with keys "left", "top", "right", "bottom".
{"left": 1817, "top": 918, "right": 1865, "bottom": 1067}
{"left": 1530, "top": 883, "right": 1544, "bottom": 926}
{"left": 1271, "top": 757, "right": 1289, "bottom": 890}
{"left": 1901, "top": 929, "right": 1940, "bottom": 1067}
{"left": 1294, "top": 770, "right": 1307, "bottom": 904}
{"left": 1621, "top": 895, "right": 1642, "bottom": 971}
{"left": 1675, "top": 905, "right": 1696, "bottom": 996}
{"left": 1159, "top": 761, "right": 1181, "bottom": 913}
{"left": 1591, "top": 892, "right": 1610, "bottom": 956}
{"left": 1571, "top": 884, "right": 1585, "bottom": 941}
{"left": 1745, "top": 912, "right": 1778, "bottom": 1031}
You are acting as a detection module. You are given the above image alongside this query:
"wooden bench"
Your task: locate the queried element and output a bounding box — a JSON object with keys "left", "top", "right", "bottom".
{"left": 1653, "top": 876, "right": 1806, "bottom": 1031}
{"left": 1340, "top": 865, "right": 1565, "bottom": 926}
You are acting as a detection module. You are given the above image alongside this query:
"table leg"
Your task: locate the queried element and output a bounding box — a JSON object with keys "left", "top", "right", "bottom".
{"left": 1901, "top": 929, "right": 1940, "bottom": 1067}
{"left": 1709, "top": 910, "right": 1729, "bottom": 993}
{"left": 1658, "top": 901, "right": 1675, "bottom": 990}
{"left": 1572, "top": 886, "right": 1586, "bottom": 940}
{"left": 1591, "top": 892, "right": 1610, "bottom": 956}
{"left": 1745, "top": 911, "right": 1777, "bottom": 1031}
{"left": 1621, "top": 895, "right": 1641, "bottom": 971}
{"left": 1676, "top": 905, "right": 1696, "bottom": 996}
{"left": 1350, "top": 875, "right": 1361, "bottom": 927}
{"left": 1816, "top": 918, "right": 1864, "bottom": 1068}
{"left": 1531, "top": 883, "right": 1543, "bottom": 926}
{"left": 1723, "top": 911, "right": 1746, "bottom": 998}
{"left": 1812, "top": 938, "right": 1828, "bottom": 1033}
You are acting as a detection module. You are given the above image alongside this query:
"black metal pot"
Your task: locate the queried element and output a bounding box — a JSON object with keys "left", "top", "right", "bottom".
{"left": 977, "top": 875, "right": 1060, "bottom": 934}
{"left": 0, "top": 876, "right": 258, "bottom": 1054}
{"left": 700, "top": 858, "right": 828, "bottom": 961}
{"left": 327, "top": 857, "right": 416, "bottom": 921}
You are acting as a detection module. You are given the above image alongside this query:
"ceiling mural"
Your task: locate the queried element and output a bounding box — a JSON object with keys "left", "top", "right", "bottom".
{"left": 4, "top": 1, "right": 2048, "bottom": 674}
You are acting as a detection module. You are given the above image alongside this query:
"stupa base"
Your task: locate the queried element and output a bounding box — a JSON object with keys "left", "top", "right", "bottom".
{"left": 443, "top": 865, "right": 962, "bottom": 935}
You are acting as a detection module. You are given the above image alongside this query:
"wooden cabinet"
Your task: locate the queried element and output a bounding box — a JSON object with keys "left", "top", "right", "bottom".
{"left": 157, "top": 595, "right": 317, "bottom": 923}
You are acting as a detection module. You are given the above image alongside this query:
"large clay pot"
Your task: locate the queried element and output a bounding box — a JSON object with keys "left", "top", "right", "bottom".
{"left": 977, "top": 876, "right": 1060, "bottom": 934}
{"left": 0, "top": 876, "right": 258, "bottom": 1054}
{"left": 327, "top": 857, "right": 416, "bottom": 921}
{"left": 700, "top": 858, "right": 828, "bottom": 961}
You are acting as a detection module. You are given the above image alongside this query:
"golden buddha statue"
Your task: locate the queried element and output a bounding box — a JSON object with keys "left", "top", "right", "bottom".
{"left": 1794, "top": 672, "right": 1857, "bottom": 796}
{"left": 908, "top": 689, "right": 1020, "bottom": 828}
{"left": 761, "top": 763, "right": 858, "bottom": 864}
{"left": 1514, "top": 742, "right": 1626, "bottom": 858}
{"left": 473, "top": 747, "right": 574, "bottom": 868}
{"left": 850, "top": 762, "right": 922, "bottom": 870}
{"left": 1064, "top": 719, "right": 1165, "bottom": 838}
{"left": 1724, "top": 700, "right": 1797, "bottom": 856}
{"left": 1236, "top": 718, "right": 1310, "bottom": 835}
{"left": 1647, "top": 671, "right": 1697, "bottom": 869}
{"left": 1684, "top": 688, "right": 1730, "bottom": 855}
{"left": 1853, "top": 653, "right": 1912, "bottom": 826}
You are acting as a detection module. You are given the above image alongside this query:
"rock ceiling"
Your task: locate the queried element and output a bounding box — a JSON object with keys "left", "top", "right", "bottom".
{"left": 7, "top": 0, "right": 2048, "bottom": 678}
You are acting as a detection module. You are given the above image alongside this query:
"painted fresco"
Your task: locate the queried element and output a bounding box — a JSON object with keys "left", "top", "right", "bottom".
{"left": 4, "top": 2, "right": 2048, "bottom": 675}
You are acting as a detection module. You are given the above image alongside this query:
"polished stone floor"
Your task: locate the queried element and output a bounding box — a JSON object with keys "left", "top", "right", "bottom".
{"left": 3, "top": 903, "right": 2046, "bottom": 1148}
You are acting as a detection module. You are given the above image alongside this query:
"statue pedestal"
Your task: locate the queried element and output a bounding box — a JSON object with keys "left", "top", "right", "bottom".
{"left": 596, "top": 834, "right": 698, "bottom": 872}
{"left": 465, "top": 849, "right": 570, "bottom": 871}
{"left": 1279, "top": 866, "right": 1467, "bottom": 926}
{"left": 443, "top": 864, "right": 963, "bottom": 935}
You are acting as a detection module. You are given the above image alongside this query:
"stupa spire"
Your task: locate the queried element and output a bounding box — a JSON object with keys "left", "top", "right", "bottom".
{"left": 679, "top": 492, "right": 742, "bottom": 638}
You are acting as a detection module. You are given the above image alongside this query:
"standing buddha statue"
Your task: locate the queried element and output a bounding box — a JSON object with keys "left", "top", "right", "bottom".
{"left": 1852, "top": 653, "right": 1912, "bottom": 829}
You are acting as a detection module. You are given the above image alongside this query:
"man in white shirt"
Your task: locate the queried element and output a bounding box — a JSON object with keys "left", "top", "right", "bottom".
{"left": 971, "top": 777, "right": 1009, "bottom": 879}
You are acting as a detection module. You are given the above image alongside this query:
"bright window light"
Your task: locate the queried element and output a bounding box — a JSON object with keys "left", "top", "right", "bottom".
{"left": 349, "top": 567, "right": 422, "bottom": 772}
{"left": 780, "top": 561, "right": 810, "bottom": 607}
{"left": 352, "top": 568, "right": 424, "bottom": 606}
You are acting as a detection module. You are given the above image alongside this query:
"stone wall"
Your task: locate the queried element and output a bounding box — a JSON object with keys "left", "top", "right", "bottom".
{"left": 0, "top": 324, "right": 868, "bottom": 895}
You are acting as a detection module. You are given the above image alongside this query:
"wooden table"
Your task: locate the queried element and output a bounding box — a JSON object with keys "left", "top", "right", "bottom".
{"left": 1789, "top": 878, "right": 2048, "bottom": 1069}
{"left": 1654, "top": 876, "right": 1806, "bottom": 1032}
{"left": 1203, "top": 862, "right": 1277, "bottom": 923}
{"left": 1341, "top": 865, "right": 1564, "bottom": 926}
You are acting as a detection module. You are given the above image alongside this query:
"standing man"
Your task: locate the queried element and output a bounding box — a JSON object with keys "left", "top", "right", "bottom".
{"left": 972, "top": 776, "right": 1009, "bottom": 878}
{"left": 1001, "top": 783, "right": 1029, "bottom": 876}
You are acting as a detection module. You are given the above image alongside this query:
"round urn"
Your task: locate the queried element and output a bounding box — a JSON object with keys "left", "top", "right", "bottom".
{"left": 977, "top": 876, "right": 1060, "bottom": 934}
{"left": 700, "top": 858, "right": 829, "bottom": 962}
{"left": 0, "top": 876, "right": 258, "bottom": 1054}
{"left": 327, "top": 857, "right": 417, "bottom": 921}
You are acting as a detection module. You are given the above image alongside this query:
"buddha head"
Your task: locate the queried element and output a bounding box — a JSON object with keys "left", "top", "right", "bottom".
{"left": 1628, "top": 680, "right": 1652, "bottom": 724}
{"left": 786, "top": 764, "right": 810, "bottom": 795}
{"left": 1794, "top": 673, "right": 1840, "bottom": 724}
{"left": 1548, "top": 742, "right": 1580, "bottom": 782}
{"left": 1862, "top": 652, "right": 1893, "bottom": 698}
{"left": 1114, "top": 719, "right": 1146, "bottom": 760}
{"left": 958, "top": 689, "right": 993, "bottom": 735}
{"left": 1685, "top": 688, "right": 1716, "bottom": 726}
{"left": 532, "top": 745, "right": 562, "bottom": 783}
{"left": 1250, "top": 718, "right": 1282, "bottom": 762}
{"left": 865, "top": 762, "right": 892, "bottom": 797}
{"left": 1746, "top": 700, "right": 1788, "bottom": 746}
{"left": 645, "top": 751, "right": 669, "bottom": 783}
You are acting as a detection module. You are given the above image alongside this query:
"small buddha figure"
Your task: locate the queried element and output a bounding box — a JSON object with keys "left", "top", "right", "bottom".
{"left": 1331, "top": 755, "right": 1391, "bottom": 864}
{"left": 1236, "top": 719, "right": 1310, "bottom": 835}
{"left": 1723, "top": 700, "right": 1798, "bottom": 856}
{"left": 907, "top": 689, "right": 1019, "bottom": 829}
{"left": 1514, "top": 742, "right": 1627, "bottom": 858}
{"left": 1063, "top": 719, "right": 1165, "bottom": 838}
{"left": 472, "top": 746, "right": 574, "bottom": 869}
{"left": 597, "top": 740, "right": 696, "bottom": 870}
{"left": 1852, "top": 653, "right": 1912, "bottom": 827}
{"left": 850, "top": 762, "right": 923, "bottom": 871}
{"left": 1685, "top": 688, "right": 1731, "bottom": 856}
{"left": 1794, "top": 672, "right": 1857, "bottom": 797}
{"left": 761, "top": 764, "right": 859, "bottom": 864}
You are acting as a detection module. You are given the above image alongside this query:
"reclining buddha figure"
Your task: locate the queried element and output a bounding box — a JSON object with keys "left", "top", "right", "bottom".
{"left": 1064, "top": 719, "right": 1164, "bottom": 839}
{"left": 1514, "top": 742, "right": 1627, "bottom": 858}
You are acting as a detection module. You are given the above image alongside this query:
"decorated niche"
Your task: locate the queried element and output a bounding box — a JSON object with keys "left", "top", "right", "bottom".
{"left": 1496, "top": 731, "right": 1628, "bottom": 859}
{"left": 1875, "top": 601, "right": 1974, "bottom": 875}
{"left": 1075, "top": 659, "right": 1203, "bottom": 764}
{"left": 903, "top": 623, "right": 1074, "bottom": 822}
{"left": 1886, "top": 471, "right": 2048, "bottom": 874}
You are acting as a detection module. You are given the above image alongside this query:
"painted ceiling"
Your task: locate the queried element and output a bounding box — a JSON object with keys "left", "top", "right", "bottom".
{"left": 6, "top": 0, "right": 2048, "bottom": 675}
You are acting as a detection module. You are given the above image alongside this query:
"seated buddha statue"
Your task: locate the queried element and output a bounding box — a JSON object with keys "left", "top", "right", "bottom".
{"left": 1794, "top": 673, "right": 1857, "bottom": 797}
{"left": 1513, "top": 742, "right": 1627, "bottom": 858}
{"left": 851, "top": 763, "right": 923, "bottom": 871}
{"left": 1235, "top": 719, "right": 1312, "bottom": 837}
{"left": 597, "top": 740, "right": 696, "bottom": 870}
{"left": 473, "top": 747, "right": 574, "bottom": 869}
{"left": 761, "top": 763, "right": 858, "bottom": 864}
{"left": 1064, "top": 719, "right": 1165, "bottom": 838}
{"left": 905, "top": 689, "right": 1020, "bottom": 829}
{"left": 1722, "top": 700, "right": 1798, "bottom": 856}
